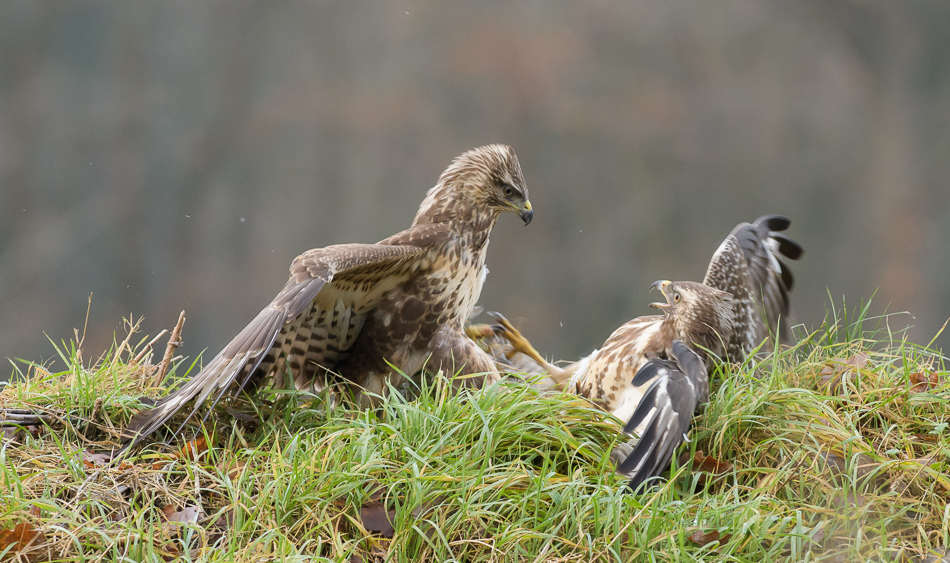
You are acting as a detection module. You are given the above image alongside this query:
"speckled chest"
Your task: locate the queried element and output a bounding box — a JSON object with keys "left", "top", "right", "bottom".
{"left": 342, "top": 236, "right": 489, "bottom": 375}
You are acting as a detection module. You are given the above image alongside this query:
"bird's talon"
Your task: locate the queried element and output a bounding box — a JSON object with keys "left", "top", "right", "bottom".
{"left": 486, "top": 312, "right": 546, "bottom": 364}
{"left": 465, "top": 323, "right": 496, "bottom": 340}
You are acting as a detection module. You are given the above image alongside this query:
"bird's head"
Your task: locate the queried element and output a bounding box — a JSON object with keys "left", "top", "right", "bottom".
{"left": 650, "top": 280, "right": 735, "bottom": 353}
{"left": 414, "top": 144, "right": 532, "bottom": 228}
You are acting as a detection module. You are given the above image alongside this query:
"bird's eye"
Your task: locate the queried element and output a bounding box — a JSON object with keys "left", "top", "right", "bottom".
{"left": 503, "top": 185, "right": 514, "bottom": 197}
{"left": 673, "top": 292, "right": 681, "bottom": 303}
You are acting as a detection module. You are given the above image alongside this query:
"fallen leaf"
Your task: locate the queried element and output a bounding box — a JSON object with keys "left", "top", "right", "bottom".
{"left": 812, "top": 451, "right": 879, "bottom": 485}
{"left": 218, "top": 459, "right": 248, "bottom": 481}
{"left": 169, "top": 506, "right": 200, "bottom": 525}
{"left": 889, "top": 477, "right": 909, "bottom": 495}
{"left": 359, "top": 500, "right": 395, "bottom": 538}
{"left": 84, "top": 451, "right": 113, "bottom": 467}
{"left": 679, "top": 450, "right": 733, "bottom": 487}
{"left": 349, "top": 546, "right": 389, "bottom": 563}
{"left": 908, "top": 455, "right": 939, "bottom": 469}
{"left": 160, "top": 542, "right": 181, "bottom": 563}
{"left": 688, "top": 529, "right": 731, "bottom": 547}
{"left": 830, "top": 492, "right": 866, "bottom": 513}
{"left": 0, "top": 522, "right": 50, "bottom": 562}
{"left": 204, "top": 508, "right": 235, "bottom": 546}
{"left": 0, "top": 425, "right": 46, "bottom": 444}
{"left": 818, "top": 352, "right": 869, "bottom": 393}
{"left": 178, "top": 436, "right": 209, "bottom": 461}
{"left": 693, "top": 451, "right": 733, "bottom": 475}
{"left": 909, "top": 371, "right": 940, "bottom": 393}
{"left": 411, "top": 495, "right": 447, "bottom": 519}
{"left": 225, "top": 407, "right": 257, "bottom": 423}
{"left": 916, "top": 548, "right": 950, "bottom": 563}
{"left": 212, "top": 509, "right": 234, "bottom": 532}
{"left": 161, "top": 504, "right": 200, "bottom": 525}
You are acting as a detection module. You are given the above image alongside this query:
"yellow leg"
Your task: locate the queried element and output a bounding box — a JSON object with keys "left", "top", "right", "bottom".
{"left": 464, "top": 323, "right": 497, "bottom": 341}
{"left": 490, "top": 313, "right": 554, "bottom": 367}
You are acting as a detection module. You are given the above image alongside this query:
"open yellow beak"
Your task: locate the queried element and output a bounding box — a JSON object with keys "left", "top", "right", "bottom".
{"left": 649, "top": 280, "right": 672, "bottom": 310}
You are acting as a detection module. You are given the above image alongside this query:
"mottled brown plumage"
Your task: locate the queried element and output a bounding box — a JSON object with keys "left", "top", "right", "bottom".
{"left": 491, "top": 215, "right": 802, "bottom": 488}
{"left": 123, "top": 144, "right": 532, "bottom": 449}
{"left": 492, "top": 280, "right": 732, "bottom": 421}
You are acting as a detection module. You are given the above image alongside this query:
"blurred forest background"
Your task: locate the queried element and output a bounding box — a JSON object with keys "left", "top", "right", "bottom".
{"left": 2, "top": 2, "right": 949, "bottom": 379}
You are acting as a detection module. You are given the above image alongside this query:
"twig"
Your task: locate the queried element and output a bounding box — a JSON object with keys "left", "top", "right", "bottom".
{"left": 153, "top": 310, "right": 186, "bottom": 388}
{"left": 112, "top": 316, "right": 142, "bottom": 368}
{"left": 71, "top": 294, "right": 95, "bottom": 366}
{"left": 0, "top": 409, "right": 63, "bottom": 426}
{"left": 131, "top": 329, "right": 168, "bottom": 365}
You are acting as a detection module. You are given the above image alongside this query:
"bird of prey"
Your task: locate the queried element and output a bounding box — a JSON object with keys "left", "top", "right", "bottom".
{"left": 123, "top": 144, "right": 533, "bottom": 449}
{"left": 490, "top": 215, "right": 802, "bottom": 489}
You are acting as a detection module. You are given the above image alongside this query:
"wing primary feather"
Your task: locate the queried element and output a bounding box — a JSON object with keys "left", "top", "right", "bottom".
{"left": 769, "top": 233, "right": 804, "bottom": 260}
{"left": 120, "top": 265, "right": 333, "bottom": 451}
{"left": 618, "top": 398, "right": 664, "bottom": 476}
{"left": 670, "top": 340, "right": 704, "bottom": 380}
{"left": 754, "top": 214, "right": 791, "bottom": 233}
{"left": 778, "top": 260, "right": 795, "bottom": 292}
{"left": 618, "top": 341, "right": 708, "bottom": 492}
{"left": 119, "top": 152, "right": 522, "bottom": 454}
{"left": 623, "top": 374, "right": 665, "bottom": 434}
{"left": 631, "top": 360, "right": 667, "bottom": 388}
{"left": 703, "top": 214, "right": 803, "bottom": 358}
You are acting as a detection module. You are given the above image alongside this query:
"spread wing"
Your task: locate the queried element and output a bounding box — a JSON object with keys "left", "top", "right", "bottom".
{"left": 123, "top": 231, "right": 440, "bottom": 449}
{"left": 616, "top": 340, "right": 708, "bottom": 491}
{"left": 703, "top": 214, "right": 803, "bottom": 358}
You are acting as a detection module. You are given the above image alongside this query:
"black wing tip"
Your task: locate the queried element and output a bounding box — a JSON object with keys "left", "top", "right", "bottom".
{"left": 753, "top": 214, "right": 791, "bottom": 232}
{"left": 770, "top": 233, "right": 804, "bottom": 261}
{"left": 748, "top": 215, "right": 804, "bottom": 260}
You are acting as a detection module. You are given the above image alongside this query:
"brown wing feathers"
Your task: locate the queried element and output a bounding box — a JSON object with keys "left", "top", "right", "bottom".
{"left": 704, "top": 214, "right": 803, "bottom": 356}
{"left": 123, "top": 244, "right": 426, "bottom": 448}
{"left": 123, "top": 269, "right": 329, "bottom": 448}
{"left": 615, "top": 215, "right": 801, "bottom": 488}
{"left": 123, "top": 145, "right": 533, "bottom": 450}
{"left": 486, "top": 214, "right": 802, "bottom": 491}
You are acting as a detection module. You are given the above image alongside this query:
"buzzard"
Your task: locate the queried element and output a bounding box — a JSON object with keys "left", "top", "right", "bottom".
{"left": 489, "top": 215, "right": 802, "bottom": 489}
{"left": 123, "top": 144, "right": 533, "bottom": 449}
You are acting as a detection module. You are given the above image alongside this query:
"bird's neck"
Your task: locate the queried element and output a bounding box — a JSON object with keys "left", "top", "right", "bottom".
{"left": 663, "top": 315, "right": 726, "bottom": 361}
{"left": 414, "top": 190, "right": 499, "bottom": 247}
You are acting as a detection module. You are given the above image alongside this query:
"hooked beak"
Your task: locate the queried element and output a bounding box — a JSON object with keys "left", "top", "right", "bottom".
{"left": 649, "top": 280, "right": 672, "bottom": 311}
{"left": 517, "top": 200, "right": 533, "bottom": 226}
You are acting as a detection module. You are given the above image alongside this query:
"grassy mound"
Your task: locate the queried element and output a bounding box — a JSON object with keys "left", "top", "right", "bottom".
{"left": 0, "top": 305, "right": 947, "bottom": 562}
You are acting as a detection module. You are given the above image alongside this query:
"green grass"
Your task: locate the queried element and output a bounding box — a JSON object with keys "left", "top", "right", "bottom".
{"left": 1, "top": 303, "right": 948, "bottom": 562}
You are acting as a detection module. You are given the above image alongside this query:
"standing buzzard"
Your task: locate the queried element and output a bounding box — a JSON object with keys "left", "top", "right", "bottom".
{"left": 123, "top": 144, "right": 533, "bottom": 448}
{"left": 489, "top": 215, "right": 802, "bottom": 489}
